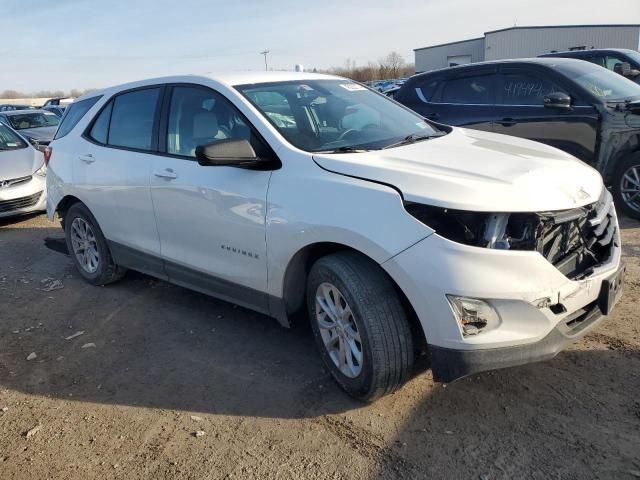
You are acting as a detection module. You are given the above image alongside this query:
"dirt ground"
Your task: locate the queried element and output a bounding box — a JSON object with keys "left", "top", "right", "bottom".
{"left": 0, "top": 213, "right": 638, "bottom": 480}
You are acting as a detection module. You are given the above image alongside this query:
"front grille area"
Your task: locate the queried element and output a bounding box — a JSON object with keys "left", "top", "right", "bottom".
{"left": 0, "top": 191, "right": 42, "bottom": 213}
{"left": 1, "top": 175, "right": 32, "bottom": 188}
{"left": 538, "top": 191, "right": 617, "bottom": 279}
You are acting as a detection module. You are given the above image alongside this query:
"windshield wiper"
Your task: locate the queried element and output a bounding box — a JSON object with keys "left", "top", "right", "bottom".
{"left": 317, "top": 146, "right": 370, "bottom": 154}
{"left": 382, "top": 132, "right": 445, "bottom": 150}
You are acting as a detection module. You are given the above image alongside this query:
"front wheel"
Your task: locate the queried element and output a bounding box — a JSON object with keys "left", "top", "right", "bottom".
{"left": 612, "top": 153, "right": 640, "bottom": 220}
{"left": 307, "top": 252, "right": 413, "bottom": 401}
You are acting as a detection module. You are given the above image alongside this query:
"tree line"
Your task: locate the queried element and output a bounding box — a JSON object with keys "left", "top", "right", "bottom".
{"left": 324, "top": 51, "right": 415, "bottom": 82}
{"left": 2, "top": 51, "right": 414, "bottom": 98}
{"left": 0, "top": 88, "right": 96, "bottom": 99}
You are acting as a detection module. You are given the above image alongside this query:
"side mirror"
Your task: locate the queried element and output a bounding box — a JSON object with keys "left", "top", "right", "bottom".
{"left": 195, "top": 139, "right": 260, "bottom": 167}
{"left": 614, "top": 62, "right": 632, "bottom": 76}
{"left": 544, "top": 92, "right": 572, "bottom": 109}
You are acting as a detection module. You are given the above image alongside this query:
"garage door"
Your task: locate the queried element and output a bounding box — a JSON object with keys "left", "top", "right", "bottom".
{"left": 447, "top": 55, "right": 472, "bottom": 67}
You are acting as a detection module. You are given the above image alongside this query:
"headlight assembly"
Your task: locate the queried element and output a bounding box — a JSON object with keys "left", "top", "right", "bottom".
{"left": 403, "top": 202, "right": 539, "bottom": 250}
{"left": 35, "top": 163, "right": 47, "bottom": 177}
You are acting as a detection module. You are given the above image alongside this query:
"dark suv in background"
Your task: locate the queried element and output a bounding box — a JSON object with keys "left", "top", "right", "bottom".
{"left": 394, "top": 58, "right": 640, "bottom": 218}
{"left": 539, "top": 48, "right": 640, "bottom": 83}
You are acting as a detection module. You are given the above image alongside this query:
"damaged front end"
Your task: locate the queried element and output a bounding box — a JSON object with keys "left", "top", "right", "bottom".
{"left": 405, "top": 190, "right": 618, "bottom": 280}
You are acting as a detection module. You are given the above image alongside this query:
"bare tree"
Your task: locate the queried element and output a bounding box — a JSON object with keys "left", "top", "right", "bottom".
{"left": 378, "top": 51, "right": 406, "bottom": 79}
{"left": 0, "top": 90, "right": 23, "bottom": 99}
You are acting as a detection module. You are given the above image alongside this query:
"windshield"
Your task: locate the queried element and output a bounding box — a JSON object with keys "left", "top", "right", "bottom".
{"left": 0, "top": 124, "right": 27, "bottom": 150}
{"left": 555, "top": 61, "right": 640, "bottom": 101}
{"left": 8, "top": 112, "right": 60, "bottom": 130}
{"left": 236, "top": 80, "right": 440, "bottom": 152}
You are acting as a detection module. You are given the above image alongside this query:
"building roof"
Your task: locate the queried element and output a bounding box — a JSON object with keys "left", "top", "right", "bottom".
{"left": 414, "top": 24, "right": 640, "bottom": 52}
{"left": 414, "top": 36, "right": 483, "bottom": 52}
{"left": 485, "top": 24, "right": 640, "bottom": 35}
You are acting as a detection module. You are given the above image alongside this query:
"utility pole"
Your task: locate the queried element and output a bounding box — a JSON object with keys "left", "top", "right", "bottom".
{"left": 260, "top": 50, "right": 270, "bottom": 71}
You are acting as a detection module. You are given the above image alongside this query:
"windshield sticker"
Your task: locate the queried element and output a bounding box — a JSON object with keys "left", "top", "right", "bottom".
{"left": 340, "top": 83, "right": 367, "bottom": 92}
{"left": 6, "top": 142, "right": 17, "bottom": 147}
{"left": 416, "top": 123, "right": 428, "bottom": 129}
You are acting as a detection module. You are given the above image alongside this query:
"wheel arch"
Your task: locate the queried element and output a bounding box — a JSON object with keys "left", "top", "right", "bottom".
{"left": 280, "top": 241, "right": 427, "bottom": 352}
{"left": 54, "top": 194, "right": 83, "bottom": 227}
{"left": 601, "top": 134, "right": 640, "bottom": 184}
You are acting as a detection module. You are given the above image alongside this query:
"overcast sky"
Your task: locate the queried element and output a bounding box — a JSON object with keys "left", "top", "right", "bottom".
{"left": 1, "top": 0, "right": 639, "bottom": 92}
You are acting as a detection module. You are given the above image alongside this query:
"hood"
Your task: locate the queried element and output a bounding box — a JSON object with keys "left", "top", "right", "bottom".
{"left": 0, "top": 146, "right": 42, "bottom": 180}
{"left": 15, "top": 126, "right": 56, "bottom": 143}
{"left": 313, "top": 128, "right": 604, "bottom": 212}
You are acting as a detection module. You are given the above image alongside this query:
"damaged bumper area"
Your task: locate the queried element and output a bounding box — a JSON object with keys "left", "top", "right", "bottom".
{"left": 430, "top": 262, "right": 625, "bottom": 382}
{"left": 383, "top": 189, "right": 623, "bottom": 382}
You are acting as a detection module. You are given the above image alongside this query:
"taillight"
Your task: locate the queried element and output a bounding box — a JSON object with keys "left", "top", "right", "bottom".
{"left": 44, "top": 146, "right": 52, "bottom": 166}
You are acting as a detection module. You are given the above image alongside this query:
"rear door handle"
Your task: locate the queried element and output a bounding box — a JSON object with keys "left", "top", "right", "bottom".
{"left": 153, "top": 169, "right": 178, "bottom": 180}
{"left": 79, "top": 154, "right": 95, "bottom": 164}
{"left": 499, "top": 118, "right": 517, "bottom": 127}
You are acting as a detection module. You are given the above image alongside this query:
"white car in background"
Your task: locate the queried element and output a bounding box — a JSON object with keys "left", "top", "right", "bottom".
{"left": 46, "top": 72, "right": 623, "bottom": 401}
{"left": 0, "top": 122, "right": 47, "bottom": 218}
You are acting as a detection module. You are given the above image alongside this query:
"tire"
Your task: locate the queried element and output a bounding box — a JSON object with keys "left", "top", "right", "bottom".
{"left": 306, "top": 252, "right": 413, "bottom": 401}
{"left": 64, "top": 202, "right": 126, "bottom": 285}
{"left": 612, "top": 153, "right": 640, "bottom": 220}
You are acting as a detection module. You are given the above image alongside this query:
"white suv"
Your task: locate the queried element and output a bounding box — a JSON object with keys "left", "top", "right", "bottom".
{"left": 46, "top": 72, "right": 624, "bottom": 400}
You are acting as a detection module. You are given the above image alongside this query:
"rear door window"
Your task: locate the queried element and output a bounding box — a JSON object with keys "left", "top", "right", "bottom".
{"left": 107, "top": 88, "right": 160, "bottom": 151}
{"left": 54, "top": 96, "right": 101, "bottom": 139}
{"left": 440, "top": 75, "right": 495, "bottom": 104}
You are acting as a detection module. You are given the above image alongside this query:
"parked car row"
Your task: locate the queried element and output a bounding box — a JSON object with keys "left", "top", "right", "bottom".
{"left": 393, "top": 57, "right": 640, "bottom": 218}
{"left": 43, "top": 70, "right": 623, "bottom": 401}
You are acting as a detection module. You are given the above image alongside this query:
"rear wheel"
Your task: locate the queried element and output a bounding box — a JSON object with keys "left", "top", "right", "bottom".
{"left": 612, "top": 153, "right": 640, "bottom": 220}
{"left": 307, "top": 252, "right": 413, "bottom": 401}
{"left": 64, "top": 203, "right": 126, "bottom": 285}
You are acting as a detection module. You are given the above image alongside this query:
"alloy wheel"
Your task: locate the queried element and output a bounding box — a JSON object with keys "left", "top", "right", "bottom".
{"left": 70, "top": 218, "right": 100, "bottom": 274}
{"left": 620, "top": 164, "right": 640, "bottom": 214}
{"left": 315, "top": 282, "right": 363, "bottom": 378}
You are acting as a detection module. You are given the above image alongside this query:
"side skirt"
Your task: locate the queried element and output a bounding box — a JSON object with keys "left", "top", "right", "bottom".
{"left": 107, "top": 240, "right": 290, "bottom": 327}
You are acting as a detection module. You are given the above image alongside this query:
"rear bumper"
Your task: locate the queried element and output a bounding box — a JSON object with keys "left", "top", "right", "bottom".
{"left": 430, "top": 263, "right": 624, "bottom": 382}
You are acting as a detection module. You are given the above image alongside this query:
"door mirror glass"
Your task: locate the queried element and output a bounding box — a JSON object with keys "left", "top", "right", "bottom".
{"left": 543, "top": 92, "right": 572, "bottom": 109}
{"left": 196, "top": 139, "right": 259, "bottom": 167}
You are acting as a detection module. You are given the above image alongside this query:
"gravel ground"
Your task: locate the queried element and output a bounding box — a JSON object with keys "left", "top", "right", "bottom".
{"left": 0, "top": 213, "right": 639, "bottom": 480}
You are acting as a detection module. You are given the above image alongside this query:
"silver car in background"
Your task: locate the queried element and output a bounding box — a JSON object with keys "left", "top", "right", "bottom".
{"left": 0, "top": 122, "right": 47, "bottom": 218}
{"left": 0, "top": 109, "right": 60, "bottom": 152}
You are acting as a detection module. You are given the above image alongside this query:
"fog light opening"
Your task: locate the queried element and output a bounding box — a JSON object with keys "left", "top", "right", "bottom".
{"left": 447, "top": 295, "right": 500, "bottom": 337}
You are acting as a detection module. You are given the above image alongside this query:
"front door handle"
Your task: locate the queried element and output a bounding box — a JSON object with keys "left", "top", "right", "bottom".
{"left": 499, "top": 118, "right": 517, "bottom": 127}
{"left": 424, "top": 113, "right": 439, "bottom": 120}
{"left": 153, "top": 169, "right": 178, "bottom": 180}
{"left": 79, "top": 154, "right": 95, "bottom": 164}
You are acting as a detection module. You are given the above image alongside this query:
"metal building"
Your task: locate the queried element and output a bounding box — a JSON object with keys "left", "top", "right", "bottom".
{"left": 414, "top": 24, "right": 640, "bottom": 73}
